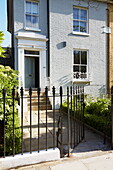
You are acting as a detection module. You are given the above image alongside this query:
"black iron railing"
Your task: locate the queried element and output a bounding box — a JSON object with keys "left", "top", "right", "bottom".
{"left": 0, "top": 86, "right": 85, "bottom": 158}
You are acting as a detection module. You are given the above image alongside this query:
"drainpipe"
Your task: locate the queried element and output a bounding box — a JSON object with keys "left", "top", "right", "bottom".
{"left": 106, "top": 8, "right": 110, "bottom": 96}
{"left": 47, "top": 0, "right": 50, "bottom": 77}
{"left": 12, "top": 0, "right": 15, "bottom": 69}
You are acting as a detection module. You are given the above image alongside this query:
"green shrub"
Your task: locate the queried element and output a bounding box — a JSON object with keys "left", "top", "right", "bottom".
{"left": 0, "top": 65, "right": 21, "bottom": 156}
{"left": 85, "top": 98, "right": 111, "bottom": 117}
{"left": 62, "top": 96, "right": 112, "bottom": 137}
{"left": 84, "top": 97, "right": 111, "bottom": 137}
{"left": 84, "top": 113, "right": 111, "bottom": 137}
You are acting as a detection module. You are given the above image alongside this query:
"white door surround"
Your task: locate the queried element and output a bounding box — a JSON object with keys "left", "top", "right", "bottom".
{"left": 16, "top": 32, "right": 48, "bottom": 90}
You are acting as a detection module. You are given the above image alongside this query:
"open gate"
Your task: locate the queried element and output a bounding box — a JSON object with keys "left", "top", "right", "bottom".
{"left": 57, "top": 86, "right": 85, "bottom": 157}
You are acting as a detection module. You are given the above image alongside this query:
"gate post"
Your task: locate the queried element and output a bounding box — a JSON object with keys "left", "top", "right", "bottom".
{"left": 67, "top": 87, "right": 71, "bottom": 157}
{"left": 111, "top": 86, "right": 113, "bottom": 149}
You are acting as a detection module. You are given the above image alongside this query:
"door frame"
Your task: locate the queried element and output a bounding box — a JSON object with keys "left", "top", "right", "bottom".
{"left": 24, "top": 50, "right": 40, "bottom": 89}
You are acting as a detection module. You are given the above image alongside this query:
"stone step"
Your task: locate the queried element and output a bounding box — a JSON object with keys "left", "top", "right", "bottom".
{"left": 26, "top": 91, "right": 52, "bottom": 111}
{"left": 26, "top": 91, "right": 46, "bottom": 96}
{"left": 28, "top": 105, "right": 52, "bottom": 111}
{"left": 27, "top": 101, "right": 51, "bottom": 106}
{"left": 27, "top": 97, "right": 50, "bottom": 102}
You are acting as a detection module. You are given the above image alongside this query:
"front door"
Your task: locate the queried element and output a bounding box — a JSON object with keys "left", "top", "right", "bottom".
{"left": 25, "top": 57, "right": 35, "bottom": 88}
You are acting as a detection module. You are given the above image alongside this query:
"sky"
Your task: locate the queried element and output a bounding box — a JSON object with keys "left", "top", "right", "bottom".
{"left": 0, "top": 0, "right": 11, "bottom": 47}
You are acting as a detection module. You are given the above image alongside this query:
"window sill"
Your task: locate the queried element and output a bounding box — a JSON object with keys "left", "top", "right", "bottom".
{"left": 73, "top": 79, "right": 91, "bottom": 84}
{"left": 72, "top": 31, "right": 90, "bottom": 36}
{"left": 24, "top": 27, "right": 41, "bottom": 32}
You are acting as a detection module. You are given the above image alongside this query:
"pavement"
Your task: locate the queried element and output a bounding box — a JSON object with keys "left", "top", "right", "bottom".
{"left": 10, "top": 127, "right": 113, "bottom": 170}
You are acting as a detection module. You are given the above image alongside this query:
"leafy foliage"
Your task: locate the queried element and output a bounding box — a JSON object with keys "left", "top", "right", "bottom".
{"left": 0, "top": 32, "right": 21, "bottom": 156}
{"left": 62, "top": 96, "right": 112, "bottom": 137}
{"left": 85, "top": 98, "right": 111, "bottom": 117}
{"left": 0, "top": 65, "right": 21, "bottom": 155}
{"left": 84, "top": 97, "right": 111, "bottom": 137}
{"left": 0, "top": 31, "right": 5, "bottom": 58}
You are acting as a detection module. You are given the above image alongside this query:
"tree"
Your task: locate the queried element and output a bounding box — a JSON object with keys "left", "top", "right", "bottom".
{"left": 0, "top": 31, "right": 21, "bottom": 156}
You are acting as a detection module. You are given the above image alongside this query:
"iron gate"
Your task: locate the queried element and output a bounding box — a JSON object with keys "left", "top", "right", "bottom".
{"left": 0, "top": 86, "right": 85, "bottom": 158}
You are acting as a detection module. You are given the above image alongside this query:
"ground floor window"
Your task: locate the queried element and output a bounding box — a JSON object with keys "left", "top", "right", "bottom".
{"left": 73, "top": 50, "right": 88, "bottom": 79}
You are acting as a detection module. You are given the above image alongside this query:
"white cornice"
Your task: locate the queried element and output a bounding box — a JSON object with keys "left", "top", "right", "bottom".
{"left": 16, "top": 32, "right": 48, "bottom": 42}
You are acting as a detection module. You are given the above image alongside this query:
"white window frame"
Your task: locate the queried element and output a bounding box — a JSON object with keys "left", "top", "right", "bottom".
{"left": 24, "top": 0, "right": 40, "bottom": 31}
{"left": 73, "top": 6, "right": 89, "bottom": 34}
{"left": 73, "top": 49, "right": 89, "bottom": 81}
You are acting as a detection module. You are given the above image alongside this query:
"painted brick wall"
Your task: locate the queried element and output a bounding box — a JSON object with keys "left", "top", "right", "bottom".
{"left": 49, "top": 0, "right": 107, "bottom": 97}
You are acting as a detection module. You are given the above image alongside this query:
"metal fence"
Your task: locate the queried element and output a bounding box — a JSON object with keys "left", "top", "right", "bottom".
{"left": 0, "top": 86, "right": 85, "bottom": 158}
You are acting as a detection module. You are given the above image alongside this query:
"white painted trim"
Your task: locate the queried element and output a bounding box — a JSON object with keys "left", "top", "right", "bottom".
{"left": 24, "top": 27, "right": 41, "bottom": 32}
{"left": 72, "top": 31, "right": 90, "bottom": 36}
{"left": 18, "top": 44, "right": 47, "bottom": 51}
{"left": 73, "top": 77, "right": 92, "bottom": 84}
{"left": 0, "top": 148, "right": 60, "bottom": 170}
{"left": 16, "top": 35, "right": 48, "bottom": 42}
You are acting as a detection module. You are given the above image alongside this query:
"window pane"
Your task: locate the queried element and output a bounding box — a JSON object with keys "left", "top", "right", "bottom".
{"left": 73, "top": 8, "right": 79, "bottom": 19}
{"left": 81, "top": 66, "right": 87, "bottom": 73}
{"left": 74, "top": 51, "right": 80, "bottom": 64}
{"left": 73, "top": 21, "right": 79, "bottom": 32}
{"left": 81, "top": 51, "right": 87, "bottom": 64}
{"left": 33, "top": 2, "right": 38, "bottom": 14}
{"left": 26, "top": 1, "right": 31, "bottom": 14}
{"left": 73, "top": 66, "right": 79, "bottom": 72}
{"left": 26, "top": 15, "right": 31, "bottom": 27}
{"left": 32, "top": 16, "right": 38, "bottom": 28}
{"left": 80, "top": 22, "right": 86, "bottom": 32}
{"left": 80, "top": 9, "right": 87, "bottom": 21}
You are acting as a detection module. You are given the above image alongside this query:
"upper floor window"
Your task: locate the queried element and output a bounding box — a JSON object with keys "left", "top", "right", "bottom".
{"left": 73, "top": 7, "right": 88, "bottom": 33}
{"left": 73, "top": 50, "right": 88, "bottom": 80}
{"left": 25, "top": 1, "right": 39, "bottom": 29}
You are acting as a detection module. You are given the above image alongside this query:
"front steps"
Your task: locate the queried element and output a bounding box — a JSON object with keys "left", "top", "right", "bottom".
{"left": 26, "top": 91, "right": 52, "bottom": 111}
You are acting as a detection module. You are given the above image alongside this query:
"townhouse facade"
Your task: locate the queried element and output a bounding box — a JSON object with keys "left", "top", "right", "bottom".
{"left": 7, "top": 0, "right": 113, "bottom": 97}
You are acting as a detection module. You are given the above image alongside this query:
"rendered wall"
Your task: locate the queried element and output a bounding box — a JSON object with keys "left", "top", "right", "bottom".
{"left": 49, "top": 0, "right": 107, "bottom": 97}
{"left": 13, "top": 0, "right": 48, "bottom": 89}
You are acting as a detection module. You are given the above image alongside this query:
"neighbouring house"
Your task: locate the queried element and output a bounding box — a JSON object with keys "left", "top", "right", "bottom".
{"left": 7, "top": 0, "right": 113, "bottom": 97}
{"left": 107, "top": 3, "right": 113, "bottom": 96}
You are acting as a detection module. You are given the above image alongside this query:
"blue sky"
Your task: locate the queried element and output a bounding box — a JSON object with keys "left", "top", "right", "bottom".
{"left": 0, "top": 0, "right": 11, "bottom": 47}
